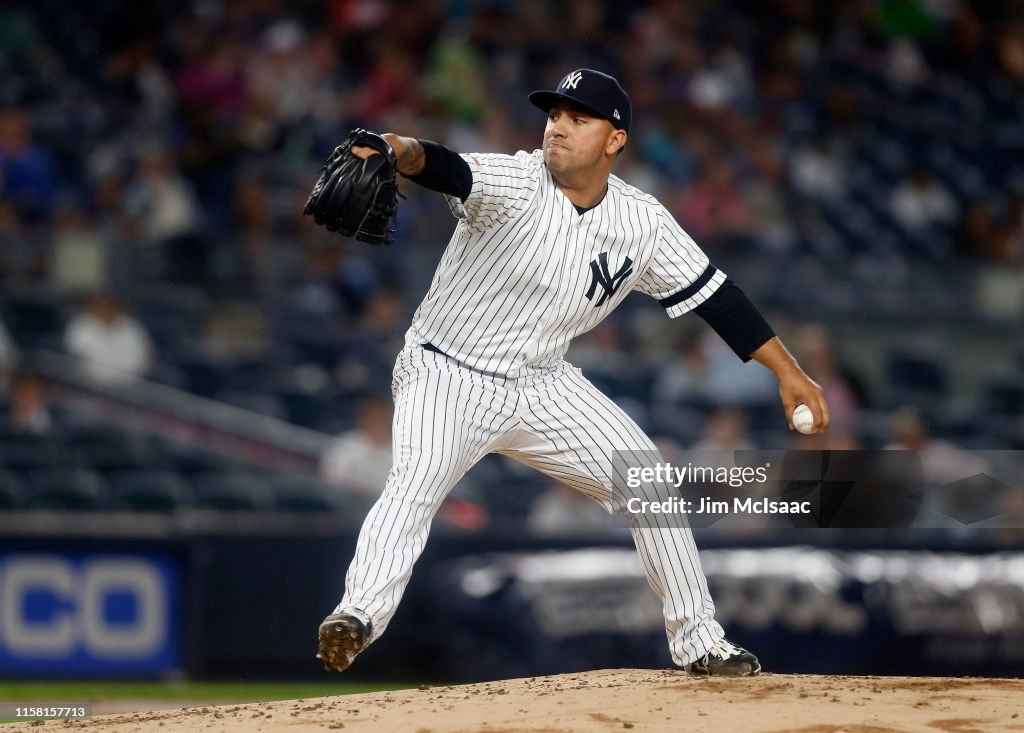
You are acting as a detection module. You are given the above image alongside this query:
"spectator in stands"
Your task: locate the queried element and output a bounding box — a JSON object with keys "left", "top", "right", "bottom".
{"left": 883, "top": 406, "right": 981, "bottom": 489}
{"left": 335, "top": 288, "right": 406, "bottom": 394}
{"left": 64, "top": 293, "right": 154, "bottom": 385}
{"left": 250, "top": 21, "right": 312, "bottom": 123}
{"left": 320, "top": 394, "right": 393, "bottom": 501}
{"left": 953, "top": 200, "right": 997, "bottom": 260}
{"left": 692, "top": 408, "right": 756, "bottom": 451}
{"left": 789, "top": 137, "right": 847, "bottom": 202}
{"left": 0, "top": 200, "right": 50, "bottom": 284}
{"left": 8, "top": 371, "right": 51, "bottom": 435}
{"left": 995, "top": 21, "right": 1024, "bottom": 88}
{"left": 355, "top": 44, "right": 421, "bottom": 125}
{"left": 0, "top": 107, "right": 56, "bottom": 221}
{"left": 674, "top": 153, "right": 751, "bottom": 246}
{"left": 527, "top": 481, "right": 616, "bottom": 537}
{"left": 651, "top": 327, "right": 716, "bottom": 410}
{"left": 995, "top": 482, "right": 1024, "bottom": 545}
{"left": 703, "top": 333, "right": 779, "bottom": 406}
{"left": 792, "top": 323, "right": 867, "bottom": 430}
{"left": 742, "top": 144, "right": 795, "bottom": 252}
{"left": 233, "top": 172, "right": 275, "bottom": 291}
{"left": 565, "top": 319, "right": 639, "bottom": 396}
{"left": 652, "top": 326, "right": 774, "bottom": 409}
{"left": 0, "top": 318, "right": 18, "bottom": 392}
{"left": 121, "top": 145, "right": 203, "bottom": 282}
{"left": 52, "top": 201, "right": 109, "bottom": 295}
{"left": 991, "top": 193, "right": 1024, "bottom": 264}
{"left": 891, "top": 166, "right": 958, "bottom": 233}
{"left": 122, "top": 145, "right": 199, "bottom": 246}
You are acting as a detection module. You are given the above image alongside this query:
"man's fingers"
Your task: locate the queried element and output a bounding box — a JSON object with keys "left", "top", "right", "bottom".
{"left": 815, "top": 395, "right": 831, "bottom": 432}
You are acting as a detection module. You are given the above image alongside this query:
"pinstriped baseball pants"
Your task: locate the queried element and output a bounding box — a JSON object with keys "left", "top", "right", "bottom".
{"left": 336, "top": 344, "right": 725, "bottom": 667}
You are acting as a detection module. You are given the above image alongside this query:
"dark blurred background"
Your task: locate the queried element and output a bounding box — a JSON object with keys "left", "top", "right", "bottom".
{"left": 0, "top": 0, "right": 1022, "bottom": 683}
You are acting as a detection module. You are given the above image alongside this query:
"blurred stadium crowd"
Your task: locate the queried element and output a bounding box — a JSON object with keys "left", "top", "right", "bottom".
{"left": 0, "top": 0, "right": 1022, "bottom": 527}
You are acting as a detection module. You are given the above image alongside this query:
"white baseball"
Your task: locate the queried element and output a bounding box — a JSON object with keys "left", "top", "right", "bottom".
{"left": 792, "top": 404, "right": 815, "bottom": 434}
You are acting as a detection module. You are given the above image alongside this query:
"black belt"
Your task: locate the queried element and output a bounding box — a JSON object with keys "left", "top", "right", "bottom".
{"left": 419, "top": 342, "right": 509, "bottom": 380}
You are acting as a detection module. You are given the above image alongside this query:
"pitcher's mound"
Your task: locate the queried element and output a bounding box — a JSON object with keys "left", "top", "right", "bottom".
{"left": 12, "top": 669, "right": 1024, "bottom": 733}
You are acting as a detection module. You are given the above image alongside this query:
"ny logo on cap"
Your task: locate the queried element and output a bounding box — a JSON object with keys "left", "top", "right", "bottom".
{"left": 561, "top": 71, "right": 583, "bottom": 90}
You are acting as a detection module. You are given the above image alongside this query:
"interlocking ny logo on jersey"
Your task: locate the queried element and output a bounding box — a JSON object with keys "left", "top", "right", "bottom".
{"left": 585, "top": 252, "right": 634, "bottom": 306}
{"left": 561, "top": 71, "right": 583, "bottom": 90}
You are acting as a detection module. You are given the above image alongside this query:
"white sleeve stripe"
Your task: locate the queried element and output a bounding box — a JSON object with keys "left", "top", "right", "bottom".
{"left": 658, "top": 265, "right": 717, "bottom": 308}
{"left": 662, "top": 269, "right": 727, "bottom": 318}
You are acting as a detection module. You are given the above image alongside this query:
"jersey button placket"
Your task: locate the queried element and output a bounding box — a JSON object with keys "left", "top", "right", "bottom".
{"left": 525, "top": 200, "right": 571, "bottom": 365}
{"left": 556, "top": 215, "right": 582, "bottom": 313}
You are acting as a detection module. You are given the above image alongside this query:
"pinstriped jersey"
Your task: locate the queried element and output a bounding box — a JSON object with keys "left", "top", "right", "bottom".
{"left": 405, "top": 149, "right": 725, "bottom": 376}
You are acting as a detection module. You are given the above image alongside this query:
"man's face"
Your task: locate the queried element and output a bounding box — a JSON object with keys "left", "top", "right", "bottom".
{"left": 543, "top": 101, "right": 621, "bottom": 176}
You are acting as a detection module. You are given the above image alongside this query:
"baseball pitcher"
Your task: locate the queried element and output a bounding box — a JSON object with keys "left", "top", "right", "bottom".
{"left": 306, "top": 69, "right": 830, "bottom": 676}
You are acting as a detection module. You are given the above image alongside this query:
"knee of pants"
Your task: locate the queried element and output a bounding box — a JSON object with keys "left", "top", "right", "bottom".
{"left": 378, "top": 457, "right": 468, "bottom": 510}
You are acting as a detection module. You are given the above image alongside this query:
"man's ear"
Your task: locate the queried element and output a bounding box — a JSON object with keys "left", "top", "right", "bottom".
{"left": 608, "top": 129, "right": 627, "bottom": 157}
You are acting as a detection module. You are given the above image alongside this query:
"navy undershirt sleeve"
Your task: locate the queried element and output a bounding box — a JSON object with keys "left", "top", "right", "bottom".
{"left": 693, "top": 280, "right": 775, "bottom": 362}
{"left": 402, "top": 139, "right": 473, "bottom": 201}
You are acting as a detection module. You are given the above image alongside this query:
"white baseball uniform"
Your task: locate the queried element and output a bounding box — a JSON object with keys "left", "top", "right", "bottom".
{"left": 336, "top": 148, "right": 729, "bottom": 667}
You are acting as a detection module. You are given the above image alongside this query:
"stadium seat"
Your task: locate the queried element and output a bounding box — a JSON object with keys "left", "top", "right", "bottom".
{"left": 110, "top": 470, "right": 192, "bottom": 512}
{"left": 884, "top": 350, "right": 949, "bottom": 406}
{"left": 272, "top": 475, "right": 350, "bottom": 513}
{"left": 224, "top": 350, "right": 297, "bottom": 392}
{"left": 0, "top": 434, "right": 69, "bottom": 471}
{"left": 131, "top": 283, "right": 209, "bottom": 341}
{"left": 275, "top": 387, "right": 337, "bottom": 429}
{"left": 192, "top": 471, "right": 275, "bottom": 511}
{"left": 25, "top": 469, "right": 109, "bottom": 511}
{"left": 69, "top": 429, "right": 155, "bottom": 473}
{"left": 1, "top": 289, "right": 67, "bottom": 349}
{"left": 0, "top": 471, "right": 25, "bottom": 509}
{"left": 164, "top": 340, "right": 230, "bottom": 397}
{"left": 158, "top": 441, "right": 234, "bottom": 476}
{"left": 984, "top": 374, "right": 1024, "bottom": 418}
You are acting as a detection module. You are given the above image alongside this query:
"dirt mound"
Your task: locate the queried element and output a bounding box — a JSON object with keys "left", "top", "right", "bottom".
{"left": 11, "top": 669, "right": 1024, "bottom": 733}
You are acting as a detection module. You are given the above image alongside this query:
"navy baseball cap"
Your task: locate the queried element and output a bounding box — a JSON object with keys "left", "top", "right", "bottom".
{"left": 529, "top": 69, "right": 632, "bottom": 134}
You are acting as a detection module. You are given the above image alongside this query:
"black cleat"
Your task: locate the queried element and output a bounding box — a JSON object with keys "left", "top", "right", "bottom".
{"left": 317, "top": 610, "right": 371, "bottom": 672}
{"left": 685, "top": 639, "right": 761, "bottom": 676}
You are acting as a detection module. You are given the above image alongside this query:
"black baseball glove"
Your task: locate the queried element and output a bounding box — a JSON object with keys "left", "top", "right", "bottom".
{"left": 303, "top": 129, "right": 400, "bottom": 246}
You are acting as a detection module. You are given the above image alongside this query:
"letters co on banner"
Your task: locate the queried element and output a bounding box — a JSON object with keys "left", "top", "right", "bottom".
{"left": 0, "top": 553, "right": 180, "bottom": 676}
